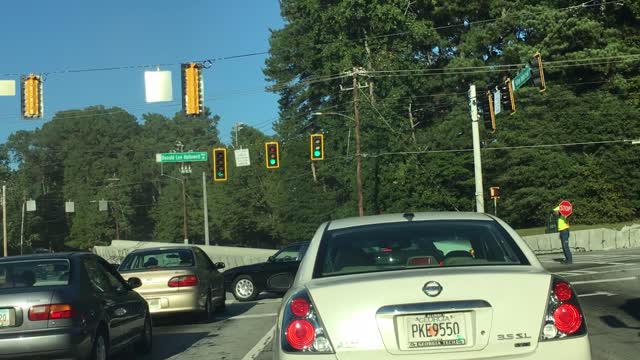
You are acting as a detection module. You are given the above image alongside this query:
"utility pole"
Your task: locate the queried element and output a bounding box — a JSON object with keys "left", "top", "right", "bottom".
{"left": 468, "top": 85, "right": 485, "bottom": 213}
{"left": 202, "top": 172, "right": 210, "bottom": 246}
{"left": 182, "top": 175, "right": 189, "bottom": 244}
{"left": 20, "top": 192, "right": 25, "bottom": 255}
{"left": 336, "top": 67, "right": 368, "bottom": 216}
{"left": 2, "top": 185, "right": 7, "bottom": 257}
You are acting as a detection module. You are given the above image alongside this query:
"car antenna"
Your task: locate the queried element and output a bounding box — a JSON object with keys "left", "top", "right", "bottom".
{"left": 403, "top": 212, "right": 414, "bottom": 221}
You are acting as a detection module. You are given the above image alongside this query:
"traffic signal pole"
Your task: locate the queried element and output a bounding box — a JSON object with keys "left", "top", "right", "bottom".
{"left": 468, "top": 85, "right": 485, "bottom": 213}
{"left": 202, "top": 172, "right": 210, "bottom": 246}
{"left": 2, "top": 185, "right": 7, "bottom": 257}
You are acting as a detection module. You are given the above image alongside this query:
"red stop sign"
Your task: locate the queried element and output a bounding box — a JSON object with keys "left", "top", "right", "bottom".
{"left": 559, "top": 200, "right": 573, "bottom": 217}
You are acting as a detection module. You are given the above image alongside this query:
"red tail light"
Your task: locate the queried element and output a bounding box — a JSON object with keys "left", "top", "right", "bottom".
{"left": 168, "top": 275, "right": 198, "bottom": 287}
{"left": 540, "top": 277, "right": 586, "bottom": 341}
{"left": 290, "top": 298, "right": 310, "bottom": 317}
{"left": 29, "top": 304, "right": 74, "bottom": 321}
{"left": 286, "top": 319, "right": 315, "bottom": 350}
{"left": 282, "top": 290, "right": 334, "bottom": 354}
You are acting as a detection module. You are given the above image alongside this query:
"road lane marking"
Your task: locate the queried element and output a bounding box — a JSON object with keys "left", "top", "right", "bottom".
{"left": 218, "top": 313, "right": 278, "bottom": 321}
{"left": 578, "top": 291, "right": 616, "bottom": 298}
{"left": 557, "top": 266, "right": 640, "bottom": 278}
{"left": 571, "top": 276, "right": 637, "bottom": 285}
{"left": 242, "top": 324, "right": 276, "bottom": 360}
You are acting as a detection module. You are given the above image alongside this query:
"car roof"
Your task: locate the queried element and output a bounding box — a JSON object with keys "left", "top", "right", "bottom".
{"left": 0, "top": 252, "right": 91, "bottom": 263}
{"left": 129, "top": 246, "right": 195, "bottom": 254}
{"left": 326, "top": 211, "right": 495, "bottom": 230}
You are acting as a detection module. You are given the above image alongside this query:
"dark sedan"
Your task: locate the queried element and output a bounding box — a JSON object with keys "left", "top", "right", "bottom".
{"left": 0, "top": 252, "right": 151, "bottom": 359}
{"left": 223, "top": 241, "right": 309, "bottom": 301}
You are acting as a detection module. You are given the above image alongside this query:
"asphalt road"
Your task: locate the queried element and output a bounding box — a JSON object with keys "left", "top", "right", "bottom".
{"left": 118, "top": 249, "right": 640, "bottom": 360}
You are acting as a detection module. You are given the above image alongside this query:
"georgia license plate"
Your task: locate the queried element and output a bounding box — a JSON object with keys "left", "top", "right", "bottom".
{"left": 147, "top": 299, "right": 161, "bottom": 311}
{"left": 404, "top": 312, "right": 467, "bottom": 348}
{"left": 0, "top": 309, "right": 14, "bottom": 327}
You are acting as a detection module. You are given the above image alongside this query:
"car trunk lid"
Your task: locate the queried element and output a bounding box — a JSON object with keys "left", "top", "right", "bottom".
{"left": 305, "top": 266, "right": 550, "bottom": 360}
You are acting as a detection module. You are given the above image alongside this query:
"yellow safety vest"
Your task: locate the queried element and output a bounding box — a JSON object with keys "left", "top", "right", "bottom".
{"left": 554, "top": 206, "right": 570, "bottom": 231}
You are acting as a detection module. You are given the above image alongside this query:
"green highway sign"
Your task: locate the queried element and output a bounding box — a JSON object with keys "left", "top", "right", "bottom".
{"left": 155, "top": 152, "right": 208, "bottom": 163}
{"left": 513, "top": 65, "right": 532, "bottom": 90}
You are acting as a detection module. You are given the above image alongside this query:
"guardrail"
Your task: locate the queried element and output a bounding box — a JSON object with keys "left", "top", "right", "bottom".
{"left": 522, "top": 224, "right": 640, "bottom": 254}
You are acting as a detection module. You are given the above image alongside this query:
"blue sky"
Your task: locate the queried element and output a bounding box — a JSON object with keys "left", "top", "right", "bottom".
{"left": 0, "top": 0, "right": 284, "bottom": 146}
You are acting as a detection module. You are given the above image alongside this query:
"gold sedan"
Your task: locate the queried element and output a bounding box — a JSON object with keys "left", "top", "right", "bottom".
{"left": 117, "top": 246, "right": 226, "bottom": 319}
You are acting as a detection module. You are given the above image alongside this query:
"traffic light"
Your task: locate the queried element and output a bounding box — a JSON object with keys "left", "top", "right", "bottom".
{"left": 478, "top": 90, "right": 496, "bottom": 132}
{"left": 265, "top": 142, "right": 280, "bottom": 169}
{"left": 490, "top": 186, "right": 501, "bottom": 199}
{"left": 500, "top": 79, "right": 516, "bottom": 115}
{"left": 181, "top": 63, "right": 204, "bottom": 116}
{"left": 21, "top": 74, "right": 43, "bottom": 118}
{"left": 310, "top": 134, "right": 324, "bottom": 160}
{"left": 529, "top": 52, "right": 546, "bottom": 92}
{"left": 213, "top": 148, "right": 227, "bottom": 181}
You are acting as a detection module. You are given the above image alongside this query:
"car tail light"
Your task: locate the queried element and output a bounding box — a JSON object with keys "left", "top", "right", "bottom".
{"left": 281, "top": 289, "right": 334, "bottom": 354}
{"left": 540, "top": 277, "right": 587, "bottom": 341}
{"left": 168, "top": 275, "right": 198, "bottom": 287}
{"left": 29, "top": 304, "right": 74, "bottom": 321}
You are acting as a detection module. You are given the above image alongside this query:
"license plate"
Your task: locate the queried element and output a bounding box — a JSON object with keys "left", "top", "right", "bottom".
{"left": 0, "top": 309, "right": 14, "bottom": 327}
{"left": 147, "top": 299, "right": 161, "bottom": 311}
{"left": 403, "top": 312, "right": 467, "bottom": 349}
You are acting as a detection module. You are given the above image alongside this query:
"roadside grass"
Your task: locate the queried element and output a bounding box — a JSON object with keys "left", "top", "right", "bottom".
{"left": 515, "top": 220, "right": 640, "bottom": 237}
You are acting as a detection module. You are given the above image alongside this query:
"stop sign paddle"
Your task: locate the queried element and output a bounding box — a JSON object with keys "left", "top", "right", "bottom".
{"left": 559, "top": 200, "right": 573, "bottom": 217}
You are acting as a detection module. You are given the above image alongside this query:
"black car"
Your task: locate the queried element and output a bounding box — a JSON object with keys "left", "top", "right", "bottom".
{"left": 223, "top": 241, "right": 309, "bottom": 301}
{"left": 0, "top": 252, "right": 151, "bottom": 359}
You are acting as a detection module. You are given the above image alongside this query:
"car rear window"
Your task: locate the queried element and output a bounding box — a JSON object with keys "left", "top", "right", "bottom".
{"left": 119, "top": 249, "right": 195, "bottom": 271}
{"left": 313, "top": 220, "right": 529, "bottom": 278}
{"left": 0, "top": 259, "right": 71, "bottom": 288}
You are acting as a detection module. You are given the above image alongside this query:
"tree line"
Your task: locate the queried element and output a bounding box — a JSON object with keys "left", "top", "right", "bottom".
{"left": 0, "top": 0, "right": 638, "bottom": 253}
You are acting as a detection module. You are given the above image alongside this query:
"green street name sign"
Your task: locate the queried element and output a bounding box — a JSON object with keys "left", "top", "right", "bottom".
{"left": 155, "top": 152, "right": 208, "bottom": 163}
{"left": 513, "top": 65, "right": 532, "bottom": 90}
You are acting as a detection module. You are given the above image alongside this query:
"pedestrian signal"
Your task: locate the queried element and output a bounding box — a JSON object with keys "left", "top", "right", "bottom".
{"left": 213, "top": 148, "right": 227, "bottom": 181}
{"left": 310, "top": 134, "right": 324, "bottom": 160}
{"left": 265, "top": 142, "right": 280, "bottom": 169}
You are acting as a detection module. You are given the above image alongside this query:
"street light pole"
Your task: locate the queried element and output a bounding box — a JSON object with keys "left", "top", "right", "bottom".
{"left": 182, "top": 174, "right": 189, "bottom": 244}
{"left": 311, "top": 111, "right": 364, "bottom": 217}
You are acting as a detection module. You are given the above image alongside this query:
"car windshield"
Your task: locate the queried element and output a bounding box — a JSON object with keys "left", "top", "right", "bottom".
{"left": 314, "top": 220, "right": 529, "bottom": 278}
{"left": 0, "top": 259, "right": 71, "bottom": 288}
{"left": 119, "top": 249, "right": 195, "bottom": 271}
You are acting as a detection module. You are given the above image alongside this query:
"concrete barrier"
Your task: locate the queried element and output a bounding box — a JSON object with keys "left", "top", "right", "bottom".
{"left": 93, "top": 240, "right": 276, "bottom": 270}
{"left": 522, "top": 224, "right": 640, "bottom": 254}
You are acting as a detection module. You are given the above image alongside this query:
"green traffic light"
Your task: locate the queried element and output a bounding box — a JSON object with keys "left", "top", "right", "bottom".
{"left": 217, "top": 172, "right": 224, "bottom": 177}
{"left": 269, "top": 159, "right": 276, "bottom": 165}
{"left": 314, "top": 150, "right": 321, "bottom": 157}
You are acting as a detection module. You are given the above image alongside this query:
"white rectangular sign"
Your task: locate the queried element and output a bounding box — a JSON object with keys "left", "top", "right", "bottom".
{"left": 0, "top": 80, "right": 15, "bottom": 96}
{"left": 234, "top": 149, "right": 250, "bottom": 167}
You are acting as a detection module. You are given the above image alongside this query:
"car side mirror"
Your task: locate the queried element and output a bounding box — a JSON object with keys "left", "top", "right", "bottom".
{"left": 268, "top": 255, "right": 275, "bottom": 262}
{"left": 127, "top": 277, "right": 142, "bottom": 289}
{"left": 215, "top": 262, "right": 225, "bottom": 270}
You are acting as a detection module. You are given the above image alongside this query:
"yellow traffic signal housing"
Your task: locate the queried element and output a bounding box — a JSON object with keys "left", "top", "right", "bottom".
{"left": 265, "top": 142, "right": 280, "bottom": 169}
{"left": 213, "top": 148, "right": 227, "bottom": 182}
{"left": 310, "top": 134, "right": 324, "bottom": 160}
{"left": 490, "top": 186, "right": 501, "bottom": 199}
{"left": 500, "top": 79, "right": 516, "bottom": 115}
{"left": 182, "top": 63, "right": 204, "bottom": 116}
{"left": 530, "top": 52, "right": 546, "bottom": 92}
{"left": 21, "top": 74, "right": 43, "bottom": 118}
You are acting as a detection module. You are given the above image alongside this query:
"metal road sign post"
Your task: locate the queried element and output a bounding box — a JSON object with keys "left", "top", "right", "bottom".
{"left": 513, "top": 66, "right": 532, "bottom": 91}
{"left": 155, "top": 152, "right": 208, "bottom": 163}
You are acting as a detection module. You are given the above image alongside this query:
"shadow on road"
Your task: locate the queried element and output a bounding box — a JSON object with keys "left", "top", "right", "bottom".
{"left": 113, "top": 332, "right": 213, "bottom": 360}
{"left": 600, "top": 315, "right": 640, "bottom": 330}
{"left": 214, "top": 301, "right": 258, "bottom": 321}
{"left": 620, "top": 298, "right": 640, "bottom": 322}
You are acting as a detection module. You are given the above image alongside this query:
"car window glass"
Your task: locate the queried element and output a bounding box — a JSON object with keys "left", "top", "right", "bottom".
{"left": 119, "top": 249, "right": 195, "bottom": 271}
{"left": 0, "top": 259, "right": 70, "bottom": 288}
{"left": 96, "top": 260, "right": 128, "bottom": 292}
{"left": 274, "top": 245, "right": 301, "bottom": 262}
{"left": 83, "top": 258, "right": 114, "bottom": 293}
{"left": 195, "top": 249, "right": 214, "bottom": 270}
{"left": 315, "top": 220, "right": 529, "bottom": 278}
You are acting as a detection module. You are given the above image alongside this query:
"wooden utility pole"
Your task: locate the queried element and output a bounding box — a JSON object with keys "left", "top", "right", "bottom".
{"left": 352, "top": 67, "right": 364, "bottom": 217}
